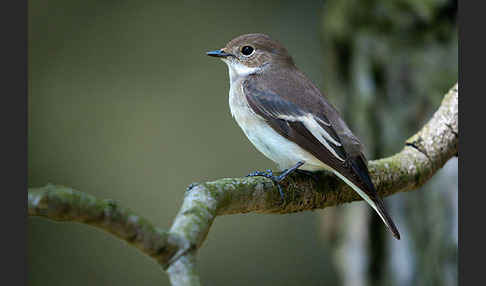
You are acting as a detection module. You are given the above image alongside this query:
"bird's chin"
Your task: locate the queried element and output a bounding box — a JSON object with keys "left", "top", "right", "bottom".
{"left": 225, "top": 61, "right": 261, "bottom": 81}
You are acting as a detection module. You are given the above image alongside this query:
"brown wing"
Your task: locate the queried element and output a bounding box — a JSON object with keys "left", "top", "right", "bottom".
{"left": 243, "top": 77, "right": 371, "bottom": 185}
{"left": 243, "top": 79, "right": 347, "bottom": 164}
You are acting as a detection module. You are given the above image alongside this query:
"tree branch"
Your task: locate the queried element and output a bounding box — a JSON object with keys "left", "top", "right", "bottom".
{"left": 28, "top": 185, "right": 189, "bottom": 268}
{"left": 28, "top": 83, "right": 458, "bottom": 286}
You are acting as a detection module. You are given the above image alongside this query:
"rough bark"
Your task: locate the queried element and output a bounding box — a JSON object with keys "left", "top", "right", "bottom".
{"left": 28, "top": 83, "right": 458, "bottom": 286}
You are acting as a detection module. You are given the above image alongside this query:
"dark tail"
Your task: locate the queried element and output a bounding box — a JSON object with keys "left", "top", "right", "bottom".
{"left": 373, "top": 197, "right": 401, "bottom": 240}
{"left": 349, "top": 156, "right": 401, "bottom": 240}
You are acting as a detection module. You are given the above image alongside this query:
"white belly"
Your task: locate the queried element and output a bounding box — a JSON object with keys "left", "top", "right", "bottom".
{"left": 228, "top": 83, "right": 330, "bottom": 172}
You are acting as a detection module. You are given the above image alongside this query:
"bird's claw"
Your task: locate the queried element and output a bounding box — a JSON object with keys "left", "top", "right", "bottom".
{"left": 246, "top": 169, "right": 285, "bottom": 201}
{"left": 246, "top": 169, "right": 275, "bottom": 179}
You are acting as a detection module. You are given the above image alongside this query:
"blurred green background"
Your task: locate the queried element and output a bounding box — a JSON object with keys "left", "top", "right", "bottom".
{"left": 28, "top": 0, "right": 458, "bottom": 285}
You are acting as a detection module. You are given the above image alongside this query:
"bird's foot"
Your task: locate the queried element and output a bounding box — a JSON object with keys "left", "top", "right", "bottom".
{"left": 246, "top": 161, "right": 305, "bottom": 202}
{"left": 247, "top": 169, "right": 286, "bottom": 200}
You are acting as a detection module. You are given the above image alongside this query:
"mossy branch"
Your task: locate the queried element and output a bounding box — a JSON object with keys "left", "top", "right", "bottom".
{"left": 28, "top": 185, "right": 190, "bottom": 268}
{"left": 28, "top": 83, "right": 458, "bottom": 286}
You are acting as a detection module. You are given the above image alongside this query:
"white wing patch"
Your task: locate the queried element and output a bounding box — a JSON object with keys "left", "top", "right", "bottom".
{"left": 314, "top": 116, "right": 331, "bottom": 126}
{"left": 302, "top": 114, "right": 341, "bottom": 146}
{"left": 302, "top": 115, "right": 345, "bottom": 162}
{"left": 273, "top": 113, "right": 345, "bottom": 162}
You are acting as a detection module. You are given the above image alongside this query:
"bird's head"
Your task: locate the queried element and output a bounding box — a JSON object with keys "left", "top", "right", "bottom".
{"left": 207, "top": 33, "right": 295, "bottom": 80}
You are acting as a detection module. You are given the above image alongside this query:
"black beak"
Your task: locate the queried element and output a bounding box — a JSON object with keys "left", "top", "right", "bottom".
{"left": 206, "top": 49, "right": 233, "bottom": 58}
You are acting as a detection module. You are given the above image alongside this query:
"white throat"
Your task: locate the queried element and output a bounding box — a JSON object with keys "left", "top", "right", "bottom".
{"left": 223, "top": 59, "right": 261, "bottom": 83}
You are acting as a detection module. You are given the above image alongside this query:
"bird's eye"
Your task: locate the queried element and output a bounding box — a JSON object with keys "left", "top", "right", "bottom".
{"left": 241, "top": 46, "right": 254, "bottom": 56}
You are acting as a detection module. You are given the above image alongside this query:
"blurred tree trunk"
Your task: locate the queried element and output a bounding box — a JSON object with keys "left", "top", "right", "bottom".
{"left": 318, "top": 0, "right": 457, "bottom": 285}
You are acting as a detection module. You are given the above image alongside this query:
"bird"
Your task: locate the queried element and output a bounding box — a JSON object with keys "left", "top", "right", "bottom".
{"left": 206, "top": 33, "right": 400, "bottom": 240}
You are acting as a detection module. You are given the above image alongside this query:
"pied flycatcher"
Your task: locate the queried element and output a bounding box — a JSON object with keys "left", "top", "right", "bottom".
{"left": 207, "top": 33, "right": 400, "bottom": 239}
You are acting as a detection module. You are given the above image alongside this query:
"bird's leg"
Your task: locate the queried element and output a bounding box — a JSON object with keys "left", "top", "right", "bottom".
{"left": 246, "top": 161, "right": 305, "bottom": 200}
